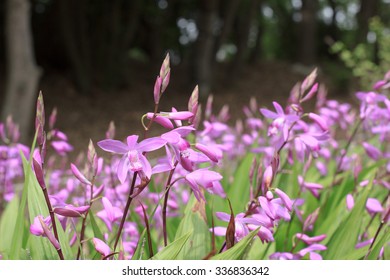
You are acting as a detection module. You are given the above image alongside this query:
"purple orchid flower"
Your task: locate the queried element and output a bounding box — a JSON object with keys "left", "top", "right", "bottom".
{"left": 260, "top": 101, "right": 299, "bottom": 140}
{"left": 185, "top": 168, "right": 223, "bottom": 201}
{"left": 98, "top": 135, "right": 166, "bottom": 183}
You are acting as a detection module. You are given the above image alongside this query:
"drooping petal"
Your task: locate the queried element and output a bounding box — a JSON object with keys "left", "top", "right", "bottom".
{"left": 98, "top": 139, "right": 128, "bottom": 154}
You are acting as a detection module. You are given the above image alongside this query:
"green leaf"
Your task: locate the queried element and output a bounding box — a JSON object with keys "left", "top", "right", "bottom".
{"left": 10, "top": 153, "right": 31, "bottom": 259}
{"left": 323, "top": 177, "right": 373, "bottom": 259}
{"left": 24, "top": 155, "right": 73, "bottom": 259}
{"left": 25, "top": 160, "right": 57, "bottom": 260}
{"left": 226, "top": 154, "right": 254, "bottom": 214}
{"left": 243, "top": 237, "right": 275, "bottom": 260}
{"left": 211, "top": 228, "right": 259, "bottom": 260}
{"left": 0, "top": 196, "right": 19, "bottom": 258}
{"left": 174, "top": 195, "right": 211, "bottom": 259}
{"left": 89, "top": 212, "right": 104, "bottom": 241}
{"left": 151, "top": 231, "right": 192, "bottom": 260}
{"left": 339, "top": 247, "right": 367, "bottom": 260}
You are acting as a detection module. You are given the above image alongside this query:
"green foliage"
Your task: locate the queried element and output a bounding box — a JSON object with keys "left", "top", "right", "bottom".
{"left": 331, "top": 17, "right": 390, "bottom": 89}
{"left": 323, "top": 177, "right": 373, "bottom": 259}
{"left": 151, "top": 231, "right": 192, "bottom": 260}
{"left": 174, "top": 195, "right": 211, "bottom": 259}
{"left": 211, "top": 228, "right": 259, "bottom": 260}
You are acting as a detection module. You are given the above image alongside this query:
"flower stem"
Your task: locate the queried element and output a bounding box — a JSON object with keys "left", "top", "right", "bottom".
{"left": 42, "top": 185, "right": 64, "bottom": 260}
{"left": 162, "top": 161, "right": 178, "bottom": 247}
{"left": 113, "top": 171, "right": 138, "bottom": 252}
{"left": 76, "top": 176, "right": 96, "bottom": 259}
{"left": 143, "top": 103, "right": 159, "bottom": 139}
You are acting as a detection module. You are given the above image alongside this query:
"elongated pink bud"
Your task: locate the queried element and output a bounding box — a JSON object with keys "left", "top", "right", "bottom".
{"left": 153, "top": 76, "right": 162, "bottom": 104}
{"left": 32, "top": 158, "right": 46, "bottom": 190}
{"left": 70, "top": 163, "right": 91, "bottom": 185}
{"left": 161, "top": 111, "right": 194, "bottom": 120}
{"left": 106, "top": 121, "right": 115, "bottom": 139}
{"left": 188, "top": 85, "right": 199, "bottom": 113}
{"left": 362, "top": 142, "right": 381, "bottom": 160}
{"left": 296, "top": 233, "right": 326, "bottom": 245}
{"left": 38, "top": 216, "right": 60, "bottom": 250}
{"left": 35, "top": 91, "right": 45, "bottom": 146}
{"left": 161, "top": 70, "right": 170, "bottom": 93}
{"left": 300, "top": 83, "right": 318, "bottom": 103}
{"left": 195, "top": 143, "right": 221, "bottom": 163}
{"left": 88, "top": 140, "right": 98, "bottom": 176}
{"left": 49, "top": 107, "right": 57, "bottom": 130}
{"left": 301, "top": 68, "right": 317, "bottom": 93}
{"left": 275, "top": 188, "right": 293, "bottom": 211}
{"left": 93, "top": 238, "right": 111, "bottom": 258}
{"left": 303, "top": 207, "right": 320, "bottom": 231}
{"left": 146, "top": 113, "right": 174, "bottom": 129}
{"left": 54, "top": 205, "right": 90, "bottom": 218}
{"left": 308, "top": 113, "right": 328, "bottom": 131}
{"left": 159, "top": 53, "right": 170, "bottom": 79}
{"left": 346, "top": 194, "right": 354, "bottom": 210}
{"left": 262, "top": 165, "right": 273, "bottom": 190}
{"left": 205, "top": 95, "right": 213, "bottom": 119}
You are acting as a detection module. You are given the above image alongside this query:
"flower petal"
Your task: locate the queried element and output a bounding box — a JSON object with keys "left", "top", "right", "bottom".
{"left": 98, "top": 139, "right": 128, "bottom": 154}
{"left": 117, "top": 155, "right": 130, "bottom": 184}
{"left": 137, "top": 137, "right": 166, "bottom": 152}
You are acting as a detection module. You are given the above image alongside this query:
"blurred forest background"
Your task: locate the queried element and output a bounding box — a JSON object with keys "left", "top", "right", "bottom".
{"left": 0, "top": 0, "right": 389, "bottom": 150}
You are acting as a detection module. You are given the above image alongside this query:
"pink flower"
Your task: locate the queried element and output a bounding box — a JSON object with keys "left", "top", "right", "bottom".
{"left": 185, "top": 168, "right": 223, "bottom": 201}
{"left": 92, "top": 238, "right": 111, "bottom": 258}
{"left": 98, "top": 135, "right": 166, "bottom": 183}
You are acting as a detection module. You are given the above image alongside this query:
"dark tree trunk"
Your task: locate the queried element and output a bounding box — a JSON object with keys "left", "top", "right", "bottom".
{"left": 2, "top": 0, "right": 42, "bottom": 142}
{"left": 215, "top": 0, "right": 240, "bottom": 52}
{"left": 233, "top": 0, "right": 258, "bottom": 72}
{"left": 195, "top": 0, "right": 219, "bottom": 97}
{"left": 357, "top": 0, "right": 379, "bottom": 44}
{"left": 299, "top": 0, "right": 318, "bottom": 65}
{"left": 249, "top": 0, "right": 264, "bottom": 63}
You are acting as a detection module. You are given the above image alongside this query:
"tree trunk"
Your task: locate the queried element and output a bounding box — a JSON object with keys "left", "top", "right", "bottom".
{"left": 195, "top": 0, "right": 219, "bottom": 98}
{"left": 299, "top": 0, "right": 318, "bottom": 65}
{"left": 2, "top": 0, "right": 42, "bottom": 143}
{"left": 357, "top": 0, "right": 379, "bottom": 44}
{"left": 233, "top": 0, "right": 257, "bottom": 72}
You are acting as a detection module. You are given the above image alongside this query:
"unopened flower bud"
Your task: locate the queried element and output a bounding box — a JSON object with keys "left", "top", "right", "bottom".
{"left": 153, "top": 76, "right": 162, "bottom": 104}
